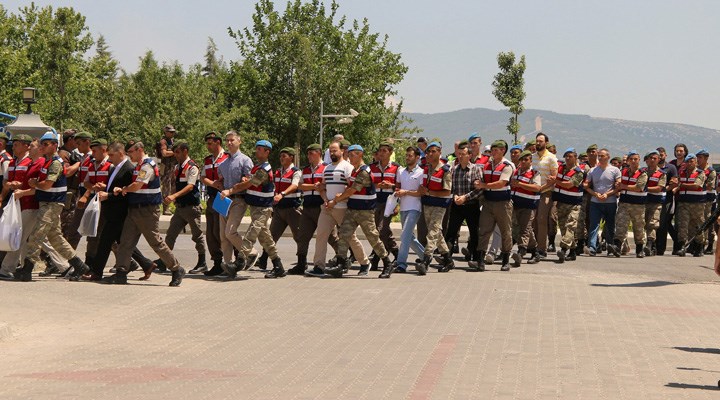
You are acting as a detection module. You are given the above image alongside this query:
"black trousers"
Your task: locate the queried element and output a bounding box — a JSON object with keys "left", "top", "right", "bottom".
{"left": 91, "top": 211, "right": 153, "bottom": 276}
{"left": 445, "top": 202, "right": 480, "bottom": 254}
{"left": 656, "top": 198, "right": 678, "bottom": 254}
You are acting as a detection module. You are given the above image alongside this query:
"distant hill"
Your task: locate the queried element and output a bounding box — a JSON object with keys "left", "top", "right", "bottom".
{"left": 404, "top": 108, "right": 720, "bottom": 157}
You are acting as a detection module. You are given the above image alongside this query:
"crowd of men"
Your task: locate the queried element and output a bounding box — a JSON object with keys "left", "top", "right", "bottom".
{"left": 0, "top": 127, "right": 718, "bottom": 287}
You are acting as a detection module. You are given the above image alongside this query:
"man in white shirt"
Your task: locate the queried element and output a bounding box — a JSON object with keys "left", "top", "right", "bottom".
{"left": 307, "top": 141, "right": 365, "bottom": 276}
{"left": 390, "top": 146, "right": 426, "bottom": 276}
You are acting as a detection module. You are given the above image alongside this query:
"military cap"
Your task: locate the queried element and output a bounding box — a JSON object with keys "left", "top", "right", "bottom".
{"left": 510, "top": 144, "right": 523, "bottom": 152}
{"left": 40, "top": 132, "right": 59, "bottom": 142}
{"left": 255, "top": 139, "right": 272, "bottom": 149}
{"left": 586, "top": 144, "right": 598, "bottom": 152}
{"left": 377, "top": 140, "right": 394, "bottom": 150}
{"left": 0, "top": 132, "right": 9, "bottom": 142}
{"left": 416, "top": 137, "right": 428, "bottom": 143}
{"left": 338, "top": 139, "right": 351, "bottom": 148}
{"left": 204, "top": 131, "right": 222, "bottom": 141}
{"left": 518, "top": 150, "right": 533, "bottom": 159}
{"left": 280, "top": 147, "right": 296, "bottom": 156}
{"left": 491, "top": 139, "right": 507, "bottom": 149}
{"left": 347, "top": 144, "right": 364, "bottom": 153}
{"left": 90, "top": 138, "right": 108, "bottom": 147}
{"left": 11, "top": 133, "right": 32, "bottom": 143}
{"left": 163, "top": 124, "right": 176, "bottom": 132}
{"left": 468, "top": 132, "right": 481, "bottom": 141}
{"left": 643, "top": 150, "right": 659, "bottom": 160}
{"left": 426, "top": 141, "right": 442, "bottom": 150}
{"left": 526, "top": 139, "right": 537, "bottom": 146}
{"left": 610, "top": 156, "right": 622, "bottom": 164}
{"left": 306, "top": 143, "right": 322, "bottom": 152}
{"left": 696, "top": 149, "right": 710, "bottom": 156}
{"left": 564, "top": 147, "right": 577, "bottom": 157}
{"left": 125, "top": 137, "right": 142, "bottom": 151}
{"left": 579, "top": 152, "right": 588, "bottom": 158}
{"left": 74, "top": 131, "right": 93, "bottom": 140}
{"left": 627, "top": 150, "right": 639, "bottom": 157}
{"left": 685, "top": 153, "right": 697, "bottom": 162}
{"left": 458, "top": 140, "right": 469, "bottom": 147}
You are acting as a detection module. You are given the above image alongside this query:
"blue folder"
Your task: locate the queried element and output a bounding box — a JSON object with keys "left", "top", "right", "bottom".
{"left": 212, "top": 195, "right": 232, "bottom": 217}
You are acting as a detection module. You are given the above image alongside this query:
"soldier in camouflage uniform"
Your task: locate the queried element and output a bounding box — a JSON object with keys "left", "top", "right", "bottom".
{"left": 642, "top": 150, "right": 667, "bottom": 256}
{"left": 676, "top": 153, "right": 707, "bottom": 257}
{"left": 611, "top": 151, "right": 648, "bottom": 258}
{"left": 576, "top": 144, "right": 597, "bottom": 254}
{"left": 14, "top": 132, "right": 91, "bottom": 282}
{"left": 696, "top": 149, "right": 716, "bottom": 252}
{"left": 324, "top": 144, "right": 392, "bottom": 278}
{"left": 223, "top": 140, "right": 285, "bottom": 279}
{"left": 552, "top": 148, "right": 585, "bottom": 263}
{"left": 156, "top": 124, "right": 177, "bottom": 215}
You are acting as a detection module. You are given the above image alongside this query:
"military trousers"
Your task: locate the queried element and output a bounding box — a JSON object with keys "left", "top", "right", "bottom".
{"left": 423, "top": 205, "right": 449, "bottom": 256}
{"left": 26, "top": 202, "right": 77, "bottom": 266}
{"left": 374, "top": 203, "right": 398, "bottom": 254}
{"left": 166, "top": 204, "right": 205, "bottom": 255}
{"left": 512, "top": 207, "right": 537, "bottom": 250}
{"left": 677, "top": 201, "right": 704, "bottom": 244}
{"left": 478, "top": 200, "right": 513, "bottom": 253}
{"left": 115, "top": 204, "right": 179, "bottom": 272}
{"left": 240, "top": 205, "right": 278, "bottom": 260}
{"left": 556, "top": 202, "right": 581, "bottom": 250}
{"left": 615, "top": 202, "right": 646, "bottom": 246}
{"left": 0, "top": 208, "right": 66, "bottom": 274}
{"left": 338, "top": 208, "right": 388, "bottom": 262}
{"left": 644, "top": 203, "right": 662, "bottom": 242}
{"left": 269, "top": 206, "right": 302, "bottom": 254}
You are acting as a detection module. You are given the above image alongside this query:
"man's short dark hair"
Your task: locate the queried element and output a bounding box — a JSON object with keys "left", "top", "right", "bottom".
{"left": 536, "top": 132, "right": 549, "bottom": 142}
{"left": 656, "top": 147, "right": 666, "bottom": 153}
{"left": 406, "top": 146, "right": 422, "bottom": 157}
{"left": 457, "top": 143, "right": 469, "bottom": 152}
{"left": 416, "top": 137, "right": 427, "bottom": 144}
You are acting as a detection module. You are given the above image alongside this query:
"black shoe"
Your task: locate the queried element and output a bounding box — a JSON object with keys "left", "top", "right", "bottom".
{"left": 676, "top": 241, "right": 686, "bottom": 257}
{"left": 500, "top": 252, "right": 511, "bottom": 271}
{"left": 233, "top": 257, "right": 246, "bottom": 272}
{"left": 68, "top": 256, "right": 90, "bottom": 281}
{"left": 15, "top": 259, "right": 34, "bottom": 282}
{"left": 128, "top": 259, "right": 141, "bottom": 272}
{"left": 608, "top": 240, "right": 621, "bottom": 257}
{"left": 101, "top": 270, "right": 128, "bottom": 285}
{"left": 154, "top": 259, "right": 168, "bottom": 273}
{"left": 189, "top": 254, "right": 207, "bottom": 274}
{"left": 415, "top": 257, "right": 427, "bottom": 276}
{"left": 324, "top": 257, "right": 346, "bottom": 278}
{"left": 379, "top": 259, "right": 394, "bottom": 279}
{"left": 169, "top": 267, "right": 186, "bottom": 286}
{"left": 511, "top": 252, "right": 522, "bottom": 268}
{"left": 451, "top": 241, "right": 460, "bottom": 254}
{"left": 557, "top": 249, "right": 566, "bottom": 264}
{"left": 704, "top": 242, "right": 714, "bottom": 255}
{"left": 204, "top": 259, "right": 224, "bottom": 276}
{"left": 527, "top": 253, "right": 541, "bottom": 264}
{"left": 636, "top": 243, "right": 645, "bottom": 258}
{"left": 224, "top": 262, "right": 239, "bottom": 280}
{"left": 547, "top": 243, "right": 556, "bottom": 253}
{"left": 369, "top": 252, "right": 380, "bottom": 271}
{"left": 38, "top": 255, "right": 61, "bottom": 277}
{"left": 357, "top": 264, "right": 370, "bottom": 276}
{"left": 566, "top": 248, "right": 577, "bottom": 261}
{"left": 589, "top": 248, "right": 597, "bottom": 257}
{"left": 294, "top": 255, "right": 307, "bottom": 272}
{"left": 304, "top": 266, "right": 326, "bottom": 277}
{"left": 265, "top": 258, "right": 286, "bottom": 278}
{"left": 256, "top": 252, "right": 269, "bottom": 271}
{"left": 437, "top": 253, "right": 454, "bottom": 272}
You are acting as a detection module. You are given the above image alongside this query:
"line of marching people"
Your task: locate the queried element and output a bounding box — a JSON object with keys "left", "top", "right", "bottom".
{"left": 0, "top": 128, "right": 716, "bottom": 285}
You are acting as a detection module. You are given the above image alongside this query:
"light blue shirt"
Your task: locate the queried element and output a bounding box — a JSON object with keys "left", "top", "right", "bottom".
{"left": 218, "top": 150, "right": 253, "bottom": 190}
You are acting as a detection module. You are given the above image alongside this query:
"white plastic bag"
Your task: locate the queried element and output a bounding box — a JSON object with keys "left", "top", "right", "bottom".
{"left": 78, "top": 195, "right": 101, "bottom": 237}
{"left": 0, "top": 194, "right": 23, "bottom": 251}
{"left": 383, "top": 193, "right": 398, "bottom": 217}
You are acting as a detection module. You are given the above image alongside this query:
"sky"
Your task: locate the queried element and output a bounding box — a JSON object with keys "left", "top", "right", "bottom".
{"left": 5, "top": 0, "right": 720, "bottom": 129}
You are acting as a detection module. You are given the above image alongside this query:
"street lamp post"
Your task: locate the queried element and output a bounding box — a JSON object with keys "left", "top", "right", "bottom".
{"left": 319, "top": 100, "right": 359, "bottom": 148}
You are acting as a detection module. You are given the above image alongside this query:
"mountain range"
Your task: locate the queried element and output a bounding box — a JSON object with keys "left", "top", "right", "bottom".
{"left": 404, "top": 108, "right": 720, "bottom": 157}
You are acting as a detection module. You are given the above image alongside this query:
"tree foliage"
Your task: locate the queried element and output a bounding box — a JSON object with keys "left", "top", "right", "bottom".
{"left": 492, "top": 52, "right": 526, "bottom": 143}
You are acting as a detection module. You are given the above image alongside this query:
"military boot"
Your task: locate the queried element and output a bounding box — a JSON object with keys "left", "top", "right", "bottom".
{"left": 190, "top": 253, "right": 207, "bottom": 274}
{"left": 102, "top": 269, "right": 128, "bottom": 285}
{"left": 265, "top": 258, "right": 286, "bottom": 278}
{"left": 68, "top": 256, "right": 90, "bottom": 281}
{"left": 379, "top": 257, "right": 393, "bottom": 279}
{"left": 324, "top": 257, "right": 346, "bottom": 278}
{"left": 256, "top": 251, "right": 269, "bottom": 270}
{"left": 438, "top": 253, "right": 455, "bottom": 272}
{"left": 566, "top": 248, "right": 577, "bottom": 261}
{"left": 287, "top": 255, "right": 307, "bottom": 275}
{"left": 169, "top": 267, "right": 186, "bottom": 286}
{"left": 500, "top": 252, "right": 511, "bottom": 271}
{"left": 369, "top": 251, "right": 380, "bottom": 271}
{"left": 557, "top": 248, "right": 566, "bottom": 264}
{"left": 636, "top": 242, "right": 645, "bottom": 258}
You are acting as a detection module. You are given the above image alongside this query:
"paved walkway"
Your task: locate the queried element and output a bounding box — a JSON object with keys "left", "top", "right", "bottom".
{"left": 1, "top": 236, "right": 720, "bottom": 399}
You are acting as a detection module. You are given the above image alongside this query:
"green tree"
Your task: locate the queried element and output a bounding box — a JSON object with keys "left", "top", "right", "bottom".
{"left": 492, "top": 52, "right": 526, "bottom": 144}
{"left": 227, "top": 0, "right": 408, "bottom": 165}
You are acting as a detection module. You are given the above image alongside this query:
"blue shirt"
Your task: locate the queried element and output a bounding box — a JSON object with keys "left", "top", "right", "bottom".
{"left": 218, "top": 150, "right": 253, "bottom": 190}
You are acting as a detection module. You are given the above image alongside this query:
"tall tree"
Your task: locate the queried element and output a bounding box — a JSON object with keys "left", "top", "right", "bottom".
{"left": 492, "top": 52, "right": 526, "bottom": 143}
{"left": 227, "top": 0, "right": 408, "bottom": 164}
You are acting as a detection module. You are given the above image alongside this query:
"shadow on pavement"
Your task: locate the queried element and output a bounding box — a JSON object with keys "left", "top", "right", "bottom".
{"left": 666, "top": 382, "right": 719, "bottom": 390}
{"left": 673, "top": 347, "right": 720, "bottom": 355}
{"left": 678, "top": 367, "right": 720, "bottom": 374}
{"left": 591, "top": 280, "right": 680, "bottom": 288}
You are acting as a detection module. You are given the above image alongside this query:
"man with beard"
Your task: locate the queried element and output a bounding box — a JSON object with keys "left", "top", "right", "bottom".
{"left": 529, "top": 132, "right": 558, "bottom": 264}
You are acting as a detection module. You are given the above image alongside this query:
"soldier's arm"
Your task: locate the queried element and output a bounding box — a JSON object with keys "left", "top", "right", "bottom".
{"left": 160, "top": 139, "right": 174, "bottom": 158}
{"left": 556, "top": 172, "right": 583, "bottom": 189}
{"left": 624, "top": 173, "right": 648, "bottom": 192}
{"left": 332, "top": 169, "right": 369, "bottom": 203}
{"left": 167, "top": 165, "right": 199, "bottom": 203}
{"left": 234, "top": 168, "right": 268, "bottom": 192}
{"left": 122, "top": 164, "right": 154, "bottom": 195}
{"left": 281, "top": 170, "right": 301, "bottom": 195}
{"left": 680, "top": 173, "right": 706, "bottom": 189}
{"left": 33, "top": 160, "right": 62, "bottom": 190}
{"left": 482, "top": 165, "right": 513, "bottom": 190}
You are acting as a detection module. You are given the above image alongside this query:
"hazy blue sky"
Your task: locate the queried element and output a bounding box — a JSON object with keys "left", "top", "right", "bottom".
{"left": 5, "top": 0, "right": 720, "bottom": 129}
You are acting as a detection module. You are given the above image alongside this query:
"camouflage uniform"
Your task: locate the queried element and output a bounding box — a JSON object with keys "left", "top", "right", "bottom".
{"left": 677, "top": 167, "right": 707, "bottom": 247}
{"left": 556, "top": 203, "right": 580, "bottom": 249}
{"left": 240, "top": 167, "right": 279, "bottom": 260}
{"left": 337, "top": 166, "right": 388, "bottom": 260}
{"left": 575, "top": 163, "right": 592, "bottom": 245}
{"left": 644, "top": 170, "right": 666, "bottom": 243}
{"left": 59, "top": 146, "right": 83, "bottom": 249}
{"left": 701, "top": 166, "right": 717, "bottom": 246}
{"left": 156, "top": 136, "right": 177, "bottom": 213}
{"left": 614, "top": 170, "right": 648, "bottom": 249}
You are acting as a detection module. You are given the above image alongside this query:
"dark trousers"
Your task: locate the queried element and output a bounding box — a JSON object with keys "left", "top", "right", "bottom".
{"left": 374, "top": 204, "right": 398, "bottom": 254}
{"left": 269, "top": 206, "right": 302, "bottom": 255}
{"left": 445, "top": 202, "right": 479, "bottom": 253}
{"left": 91, "top": 206, "right": 154, "bottom": 276}
{"left": 656, "top": 198, "right": 678, "bottom": 254}
{"left": 205, "top": 196, "right": 223, "bottom": 262}
{"left": 417, "top": 206, "right": 428, "bottom": 247}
